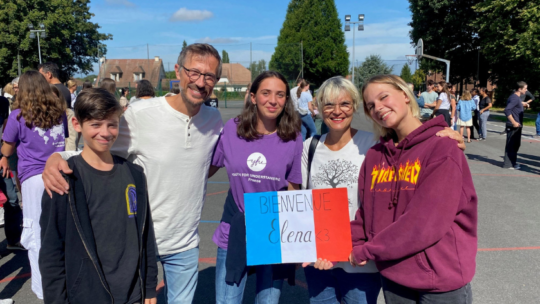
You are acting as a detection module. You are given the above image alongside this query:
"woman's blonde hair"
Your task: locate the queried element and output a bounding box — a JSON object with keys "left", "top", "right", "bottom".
{"left": 361, "top": 74, "right": 420, "bottom": 139}
{"left": 315, "top": 76, "right": 361, "bottom": 113}
{"left": 67, "top": 79, "right": 77, "bottom": 89}
{"left": 3, "top": 83, "right": 14, "bottom": 96}
{"left": 461, "top": 91, "right": 472, "bottom": 100}
{"left": 16, "top": 70, "right": 66, "bottom": 129}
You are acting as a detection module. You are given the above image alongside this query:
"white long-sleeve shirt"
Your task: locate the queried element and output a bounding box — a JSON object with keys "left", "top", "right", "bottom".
{"left": 59, "top": 97, "right": 223, "bottom": 255}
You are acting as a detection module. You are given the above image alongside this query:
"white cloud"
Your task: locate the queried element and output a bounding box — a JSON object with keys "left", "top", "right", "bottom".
{"left": 196, "top": 37, "right": 239, "bottom": 44}
{"left": 105, "top": 0, "right": 136, "bottom": 7}
{"left": 169, "top": 8, "right": 214, "bottom": 22}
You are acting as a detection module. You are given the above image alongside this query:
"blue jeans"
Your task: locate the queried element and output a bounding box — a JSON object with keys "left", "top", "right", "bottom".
{"left": 215, "top": 247, "right": 283, "bottom": 304}
{"left": 536, "top": 112, "right": 540, "bottom": 136}
{"left": 158, "top": 247, "right": 199, "bottom": 304}
{"left": 0, "top": 169, "right": 22, "bottom": 245}
{"left": 304, "top": 266, "right": 381, "bottom": 304}
{"left": 479, "top": 110, "right": 490, "bottom": 139}
{"left": 301, "top": 114, "right": 317, "bottom": 141}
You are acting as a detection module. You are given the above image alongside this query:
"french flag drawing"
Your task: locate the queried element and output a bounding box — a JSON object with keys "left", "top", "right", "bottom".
{"left": 244, "top": 188, "right": 352, "bottom": 266}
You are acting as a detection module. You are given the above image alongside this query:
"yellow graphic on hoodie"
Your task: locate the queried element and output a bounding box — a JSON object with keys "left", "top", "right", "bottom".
{"left": 371, "top": 159, "right": 422, "bottom": 190}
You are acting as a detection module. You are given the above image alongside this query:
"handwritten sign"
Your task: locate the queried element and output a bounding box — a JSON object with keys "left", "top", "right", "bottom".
{"left": 244, "top": 188, "right": 352, "bottom": 266}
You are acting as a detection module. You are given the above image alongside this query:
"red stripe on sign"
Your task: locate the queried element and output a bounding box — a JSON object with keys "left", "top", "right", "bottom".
{"left": 312, "top": 188, "right": 352, "bottom": 262}
{"left": 478, "top": 246, "right": 540, "bottom": 252}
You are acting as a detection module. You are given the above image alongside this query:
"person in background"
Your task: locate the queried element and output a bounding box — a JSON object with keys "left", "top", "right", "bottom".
{"left": 100, "top": 78, "right": 117, "bottom": 96}
{"left": 38, "top": 62, "right": 72, "bottom": 109}
{"left": 82, "top": 82, "right": 93, "bottom": 90}
{"left": 297, "top": 80, "right": 317, "bottom": 140}
{"left": 420, "top": 80, "right": 439, "bottom": 122}
{"left": 432, "top": 81, "right": 453, "bottom": 127}
{"left": 119, "top": 87, "right": 129, "bottom": 109}
{"left": 2, "top": 83, "right": 14, "bottom": 100}
{"left": 50, "top": 85, "right": 77, "bottom": 151}
{"left": 67, "top": 79, "right": 78, "bottom": 108}
{"left": 448, "top": 83, "right": 458, "bottom": 130}
{"left": 1, "top": 71, "right": 67, "bottom": 300}
{"left": 244, "top": 82, "right": 252, "bottom": 104}
{"left": 518, "top": 85, "right": 539, "bottom": 139}
{"left": 209, "top": 71, "right": 301, "bottom": 304}
{"left": 456, "top": 91, "right": 476, "bottom": 143}
{"left": 349, "top": 74, "right": 476, "bottom": 304}
{"left": 503, "top": 82, "right": 526, "bottom": 169}
{"left": 477, "top": 88, "right": 492, "bottom": 141}
{"left": 129, "top": 79, "right": 155, "bottom": 105}
{"left": 470, "top": 89, "right": 481, "bottom": 140}
{"left": 204, "top": 92, "right": 219, "bottom": 108}
{"left": 129, "top": 81, "right": 139, "bottom": 103}
{"left": 290, "top": 78, "right": 303, "bottom": 112}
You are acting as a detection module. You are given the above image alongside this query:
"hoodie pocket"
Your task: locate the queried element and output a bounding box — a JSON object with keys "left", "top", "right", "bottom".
{"left": 415, "top": 251, "right": 432, "bottom": 273}
{"left": 378, "top": 251, "right": 434, "bottom": 291}
{"left": 20, "top": 218, "right": 36, "bottom": 250}
{"left": 68, "top": 258, "right": 89, "bottom": 295}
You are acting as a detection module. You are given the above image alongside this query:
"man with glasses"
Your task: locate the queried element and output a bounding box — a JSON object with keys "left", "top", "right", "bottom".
{"left": 42, "top": 44, "right": 224, "bottom": 304}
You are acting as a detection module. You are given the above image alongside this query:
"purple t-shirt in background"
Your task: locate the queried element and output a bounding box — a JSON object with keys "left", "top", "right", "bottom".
{"left": 211, "top": 118, "right": 303, "bottom": 249}
{"left": 2, "top": 109, "right": 65, "bottom": 183}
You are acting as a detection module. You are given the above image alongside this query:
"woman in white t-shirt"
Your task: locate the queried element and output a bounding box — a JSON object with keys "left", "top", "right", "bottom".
{"left": 301, "top": 76, "right": 381, "bottom": 304}
{"left": 432, "top": 81, "right": 454, "bottom": 127}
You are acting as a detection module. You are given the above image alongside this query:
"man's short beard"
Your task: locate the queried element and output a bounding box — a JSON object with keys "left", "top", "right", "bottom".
{"left": 179, "top": 88, "right": 205, "bottom": 108}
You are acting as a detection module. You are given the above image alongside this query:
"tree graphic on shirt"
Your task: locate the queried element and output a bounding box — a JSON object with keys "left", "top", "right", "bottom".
{"left": 312, "top": 159, "right": 359, "bottom": 188}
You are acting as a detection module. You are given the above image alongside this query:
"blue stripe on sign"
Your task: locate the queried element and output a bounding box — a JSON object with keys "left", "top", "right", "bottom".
{"left": 207, "top": 181, "right": 230, "bottom": 184}
{"left": 245, "top": 191, "right": 282, "bottom": 266}
{"left": 200, "top": 220, "right": 220, "bottom": 223}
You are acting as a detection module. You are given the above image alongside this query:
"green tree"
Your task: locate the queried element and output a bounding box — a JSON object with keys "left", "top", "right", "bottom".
{"left": 165, "top": 71, "right": 176, "bottom": 79}
{"left": 408, "top": 0, "right": 484, "bottom": 87}
{"left": 474, "top": 0, "right": 540, "bottom": 102}
{"left": 269, "top": 0, "right": 349, "bottom": 86}
{"left": 354, "top": 55, "right": 393, "bottom": 89}
{"left": 0, "top": 0, "right": 112, "bottom": 84}
{"left": 182, "top": 40, "right": 188, "bottom": 51}
{"left": 78, "top": 74, "right": 97, "bottom": 82}
{"left": 400, "top": 64, "right": 413, "bottom": 83}
{"left": 222, "top": 50, "right": 230, "bottom": 63}
{"left": 411, "top": 69, "right": 426, "bottom": 90}
{"left": 249, "top": 59, "right": 267, "bottom": 81}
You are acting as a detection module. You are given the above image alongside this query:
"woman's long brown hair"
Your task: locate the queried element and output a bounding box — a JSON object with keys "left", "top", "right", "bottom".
{"left": 16, "top": 70, "right": 66, "bottom": 129}
{"left": 236, "top": 71, "right": 301, "bottom": 142}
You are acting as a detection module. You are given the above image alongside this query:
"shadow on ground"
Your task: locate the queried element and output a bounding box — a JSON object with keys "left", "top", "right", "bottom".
{"left": 0, "top": 239, "right": 31, "bottom": 299}
{"left": 467, "top": 154, "right": 540, "bottom": 175}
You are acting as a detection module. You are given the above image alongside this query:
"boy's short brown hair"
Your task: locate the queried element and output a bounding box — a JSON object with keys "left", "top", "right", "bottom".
{"left": 74, "top": 88, "right": 122, "bottom": 123}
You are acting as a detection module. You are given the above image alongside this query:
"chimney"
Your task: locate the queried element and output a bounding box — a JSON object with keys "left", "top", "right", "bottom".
{"left": 154, "top": 56, "right": 159, "bottom": 62}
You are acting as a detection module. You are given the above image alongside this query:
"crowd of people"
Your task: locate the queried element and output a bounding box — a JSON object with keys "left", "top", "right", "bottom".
{"left": 0, "top": 41, "right": 532, "bottom": 304}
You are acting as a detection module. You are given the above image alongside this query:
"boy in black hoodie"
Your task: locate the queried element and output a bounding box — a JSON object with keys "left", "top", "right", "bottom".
{"left": 39, "top": 88, "right": 157, "bottom": 304}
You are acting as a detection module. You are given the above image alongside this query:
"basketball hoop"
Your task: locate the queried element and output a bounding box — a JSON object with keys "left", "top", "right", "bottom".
{"left": 406, "top": 55, "right": 417, "bottom": 65}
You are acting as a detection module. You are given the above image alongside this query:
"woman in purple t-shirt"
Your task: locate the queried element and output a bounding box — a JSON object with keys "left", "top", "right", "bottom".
{"left": 209, "top": 71, "right": 302, "bottom": 304}
{"left": 0, "top": 71, "right": 66, "bottom": 300}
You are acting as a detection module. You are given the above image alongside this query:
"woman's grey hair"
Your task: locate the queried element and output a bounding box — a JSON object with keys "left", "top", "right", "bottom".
{"left": 12, "top": 77, "right": 19, "bottom": 85}
{"left": 315, "top": 76, "right": 361, "bottom": 113}
{"left": 177, "top": 43, "right": 222, "bottom": 78}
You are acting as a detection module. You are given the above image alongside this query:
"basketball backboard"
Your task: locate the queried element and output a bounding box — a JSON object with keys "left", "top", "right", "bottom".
{"left": 416, "top": 38, "right": 423, "bottom": 58}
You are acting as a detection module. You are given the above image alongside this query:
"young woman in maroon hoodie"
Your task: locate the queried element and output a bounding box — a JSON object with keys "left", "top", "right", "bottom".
{"left": 345, "top": 75, "right": 477, "bottom": 303}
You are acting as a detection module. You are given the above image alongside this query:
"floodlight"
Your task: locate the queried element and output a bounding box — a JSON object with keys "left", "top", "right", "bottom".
{"left": 28, "top": 23, "right": 34, "bottom": 29}
{"left": 345, "top": 25, "right": 351, "bottom": 31}
{"left": 359, "top": 14, "right": 365, "bottom": 21}
{"left": 358, "top": 25, "right": 364, "bottom": 31}
{"left": 30, "top": 32, "right": 36, "bottom": 39}
{"left": 39, "top": 23, "right": 45, "bottom": 29}
{"left": 41, "top": 32, "right": 46, "bottom": 38}
{"left": 345, "top": 15, "right": 351, "bottom": 21}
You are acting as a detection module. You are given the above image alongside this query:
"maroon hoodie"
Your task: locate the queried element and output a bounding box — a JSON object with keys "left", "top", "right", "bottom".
{"left": 351, "top": 115, "right": 477, "bottom": 292}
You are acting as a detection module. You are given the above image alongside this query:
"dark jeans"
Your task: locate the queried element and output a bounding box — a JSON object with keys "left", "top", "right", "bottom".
{"left": 503, "top": 126, "right": 522, "bottom": 168}
{"left": 381, "top": 277, "right": 472, "bottom": 304}
{"left": 300, "top": 114, "right": 317, "bottom": 141}
{"left": 470, "top": 110, "right": 480, "bottom": 139}
{"left": 304, "top": 266, "right": 381, "bottom": 304}
{"left": 0, "top": 169, "right": 22, "bottom": 245}
{"left": 434, "top": 109, "right": 451, "bottom": 127}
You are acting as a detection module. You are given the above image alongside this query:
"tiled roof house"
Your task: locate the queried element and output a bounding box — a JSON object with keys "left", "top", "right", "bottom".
{"left": 96, "top": 57, "right": 166, "bottom": 88}
{"left": 218, "top": 63, "right": 252, "bottom": 86}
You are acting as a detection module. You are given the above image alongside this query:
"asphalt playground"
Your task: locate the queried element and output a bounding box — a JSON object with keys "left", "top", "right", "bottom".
{"left": 1, "top": 100, "right": 539, "bottom": 303}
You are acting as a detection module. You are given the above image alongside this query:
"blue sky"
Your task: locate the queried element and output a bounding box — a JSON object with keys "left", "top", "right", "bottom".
{"left": 86, "top": 0, "right": 416, "bottom": 76}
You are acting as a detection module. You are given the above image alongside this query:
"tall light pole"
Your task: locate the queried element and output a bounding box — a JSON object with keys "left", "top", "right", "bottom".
{"left": 29, "top": 23, "right": 46, "bottom": 64}
{"left": 345, "top": 14, "right": 364, "bottom": 85}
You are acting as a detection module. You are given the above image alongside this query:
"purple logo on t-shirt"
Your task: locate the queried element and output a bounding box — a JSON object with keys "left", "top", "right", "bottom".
{"left": 247, "top": 152, "right": 267, "bottom": 172}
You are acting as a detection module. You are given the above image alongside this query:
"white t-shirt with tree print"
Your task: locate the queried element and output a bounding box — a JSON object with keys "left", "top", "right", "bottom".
{"left": 301, "top": 130, "right": 379, "bottom": 273}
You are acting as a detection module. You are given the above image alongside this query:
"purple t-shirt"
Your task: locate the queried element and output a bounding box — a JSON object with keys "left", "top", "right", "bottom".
{"left": 2, "top": 109, "right": 65, "bottom": 183}
{"left": 211, "top": 118, "right": 303, "bottom": 249}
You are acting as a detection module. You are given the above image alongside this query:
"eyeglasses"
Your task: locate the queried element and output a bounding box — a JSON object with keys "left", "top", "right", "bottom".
{"left": 181, "top": 66, "right": 217, "bottom": 85}
{"left": 323, "top": 101, "right": 353, "bottom": 113}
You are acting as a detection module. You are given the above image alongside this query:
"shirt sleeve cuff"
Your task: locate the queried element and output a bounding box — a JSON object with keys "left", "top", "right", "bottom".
{"left": 145, "top": 287, "right": 157, "bottom": 299}
{"left": 353, "top": 245, "right": 368, "bottom": 263}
